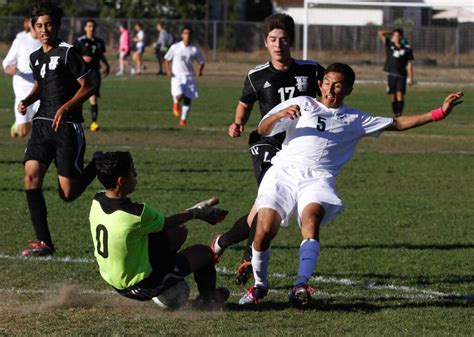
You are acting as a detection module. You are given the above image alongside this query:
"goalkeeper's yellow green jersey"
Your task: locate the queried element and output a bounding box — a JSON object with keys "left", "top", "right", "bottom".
{"left": 89, "top": 192, "right": 165, "bottom": 289}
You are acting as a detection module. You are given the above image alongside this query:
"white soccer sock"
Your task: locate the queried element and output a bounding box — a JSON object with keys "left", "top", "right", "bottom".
{"left": 173, "top": 97, "right": 179, "bottom": 104}
{"left": 213, "top": 237, "right": 223, "bottom": 255}
{"left": 251, "top": 244, "right": 271, "bottom": 289}
{"left": 181, "top": 105, "right": 190, "bottom": 120}
{"left": 294, "top": 239, "right": 320, "bottom": 286}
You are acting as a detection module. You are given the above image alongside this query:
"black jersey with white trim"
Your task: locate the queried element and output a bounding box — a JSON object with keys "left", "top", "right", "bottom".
{"left": 239, "top": 59, "right": 324, "bottom": 119}
{"left": 30, "top": 39, "right": 89, "bottom": 122}
{"left": 75, "top": 35, "right": 106, "bottom": 71}
{"left": 383, "top": 37, "right": 414, "bottom": 77}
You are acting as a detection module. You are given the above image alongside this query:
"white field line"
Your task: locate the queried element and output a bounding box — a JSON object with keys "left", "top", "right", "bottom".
{"left": 0, "top": 254, "right": 461, "bottom": 299}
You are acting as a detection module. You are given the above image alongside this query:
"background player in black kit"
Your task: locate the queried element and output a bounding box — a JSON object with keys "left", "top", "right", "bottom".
{"left": 75, "top": 19, "right": 110, "bottom": 132}
{"left": 210, "top": 13, "right": 325, "bottom": 285}
{"left": 378, "top": 28, "right": 415, "bottom": 117}
{"left": 18, "top": 2, "right": 96, "bottom": 256}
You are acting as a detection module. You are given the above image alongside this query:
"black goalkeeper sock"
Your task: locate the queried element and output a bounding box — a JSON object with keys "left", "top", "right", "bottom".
{"left": 242, "top": 214, "right": 258, "bottom": 261}
{"left": 90, "top": 104, "right": 98, "bottom": 122}
{"left": 25, "top": 188, "right": 52, "bottom": 246}
{"left": 194, "top": 262, "right": 217, "bottom": 298}
{"left": 391, "top": 101, "right": 397, "bottom": 115}
{"left": 398, "top": 100, "right": 404, "bottom": 115}
{"left": 218, "top": 214, "right": 251, "bottom": 249}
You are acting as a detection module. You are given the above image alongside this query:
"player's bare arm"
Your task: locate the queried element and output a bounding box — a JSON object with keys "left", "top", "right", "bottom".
{"left": 378, "top": 29, "right": 392, "bottom": 42}
{"left": 407, "top": 61, "right": 414, "bottom": 86}
{"left": 164, "top": 59, "right": 172, "bottom": 77}
{"left": 386, "top": 91, "right": 463, "bottom": 131}
{"left": 101, "top": 54, "right": 110, "bottom": 76}
{"left": 52, "top": 75, "right": 94, "bottom": 131}
{"left": 5, "top": 64, "right": 17, "bottom": 75}
{"left": 197, "top": 63, "right": 204, "bottom": 77}
{"left": 228, "top": 102, "right": 253, "bottom": 137}
{"left": 18, "top": 81, "right": 40, "bottom": 115}
{"left": 258, "top": 104, "right": 300, "bottom": 136}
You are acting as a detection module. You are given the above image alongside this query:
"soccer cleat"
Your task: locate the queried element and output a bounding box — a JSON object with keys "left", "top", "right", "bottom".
{"left": 21, "top": 240, "right": 55, "bottom": 257}
{"left": 234, "top": 259, "right": 253, "bottom": 286}
{"left": 188, "top": 197, "right": 219, "bottom": 209}
{"left": 288, "top": 284, "right": 315, "bottom": 307}
{"left": 191, "top": 287, "right": 230, "bottom": 309}
{"left": 10, "top": 123, "right": 18, "bottom": 138}
{"left": 179, "top": 119, "right": 186, "bottom": 127}
{"left": 90, "top": 121, "right": 101, "bottom": 132}
{"left": 173, "top": 103, "right": 181, "bottom": 117}
{"left": 209, "top": 233, "right": 224, "bottom": 263}
{"left": 238, "top": 285, "right": 268, "bottom": 305}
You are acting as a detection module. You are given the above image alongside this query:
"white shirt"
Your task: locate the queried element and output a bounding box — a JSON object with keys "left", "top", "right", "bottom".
{"left": 164, "top": 41, "right": 204, "bottom": 76}
{"left": 135, "top": 30, "right": 144, "bottom": 49}
{"left": 260, "top": 96, "right": 393, "bottom": 176}
{"left": 2, "top": 32, "right": 41, "bottom": 86}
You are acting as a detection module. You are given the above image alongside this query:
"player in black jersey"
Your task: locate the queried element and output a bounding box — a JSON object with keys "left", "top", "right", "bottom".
{"left": 378, "top": 28, "right": 415, "bottom": 117}
{"left": 18, "top": 2, "right": 96, "bottom": 256}
{"left": 75, "top": 19, "right": 110, "bottom": 132}
{"left": 209, "top": 13, "right": 324, "bottom": 285}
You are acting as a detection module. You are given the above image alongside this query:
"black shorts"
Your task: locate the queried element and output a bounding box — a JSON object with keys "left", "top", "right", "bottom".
{"left": 248, "top": 130, "right": 281, "bottom": 186}
{"left": 24, "top": 119, "right": 86, "bottom": 179}
{"left": 115, "top": 231, "right": 190, "bottom": 301}
{"left": 387, "top": 74, "right": 407, "bottom": 94}
{"left": 89, "top": 69, "right": 101, "bottom": 97}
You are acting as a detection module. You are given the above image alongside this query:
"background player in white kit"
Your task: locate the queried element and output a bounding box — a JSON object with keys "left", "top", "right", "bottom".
{"left": 2, "top": 17, "right": 41, "bottom": 138}
{"left": 238, "top": 63, "right": 464, "bottom": 307}
{"left": 164, "top": 26, "right": 205, "bottom": 127}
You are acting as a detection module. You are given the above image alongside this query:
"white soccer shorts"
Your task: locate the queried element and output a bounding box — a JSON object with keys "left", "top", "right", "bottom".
{"left": 255, "top": 164, "right": 344, "bottom": 227}
{"left": 14, "top": 83, "right": 39, "bottom": 124}
{"left": 171, "top": 74, "right": 198, "bottom": 99}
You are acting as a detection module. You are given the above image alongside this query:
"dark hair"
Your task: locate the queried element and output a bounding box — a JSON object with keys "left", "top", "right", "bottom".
{"left": 95, "top": 152, "right": 133, "bottom": 189}
{"left": 394, "top": 28, "right": 404, "bottom": 37}
{"left": 324, "top": 63, "right": 356, "bottom": 88}
{"left": 262, "top": 13, "right": 295, "bottom": 43}
{"left": 181, "top": 26, "right": 192, "bottom": 34}
{"left": 135, "top": 22, "right": 143, "bottom": 28}
{"left": 84, "top": 19, "right": 97, "bottom": 27}
{"left": 31, "top": 1, "right": 63, "bottom": 27}
{"left": 120, "top": 21, "right": 128, "bottom": 29}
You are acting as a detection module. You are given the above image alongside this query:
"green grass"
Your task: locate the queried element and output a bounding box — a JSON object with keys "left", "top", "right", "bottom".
{"left": 0, "top": 72, "right": 473, "bottom": 335}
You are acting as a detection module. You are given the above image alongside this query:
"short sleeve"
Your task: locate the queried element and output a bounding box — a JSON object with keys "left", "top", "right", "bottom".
{"left": 194, "top": 47, "right": 205, "bottom": 64}
{"left": 359, "top": 111, "right": 393, "bottom": 138}
{"left": 65, "top": 46, "right": 88, "bottom": 79}
{"left": 164, "top": 44, "right": 175, "bottom": 60}
{"left": 239, "top": 75, "right": 257, "bottom": 105}
{"left": 139, "top": 204, "right": 165, "bottom": 234}
{"left": 74, "top": 39, "right": 84, "bottom": 55}
{"left": 2, "top": 38, "right": 19, "bottom": 70}
{"left": 406, "top": 47, "right": 414, "bottom": 61}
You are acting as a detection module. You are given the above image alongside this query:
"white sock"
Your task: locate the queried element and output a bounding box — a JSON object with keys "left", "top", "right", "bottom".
{"left": 213, "top": 237, "right": 223, "bottom": 255}
{"left": 294, "top": 239, "right": 320, "bottom": 286}
{"left": 173, "top": 97, "right": 179, "bottom": 104}
{"left": 251, "top": 244, "right": 271, "bottom": 289}
{"left": 181, "top": 105, "right": 190, "bottom": 120}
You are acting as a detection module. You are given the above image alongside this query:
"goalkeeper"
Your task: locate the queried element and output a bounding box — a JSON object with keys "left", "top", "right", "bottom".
{"left": 89, "top": 151, "right": 229, "bottom": 306}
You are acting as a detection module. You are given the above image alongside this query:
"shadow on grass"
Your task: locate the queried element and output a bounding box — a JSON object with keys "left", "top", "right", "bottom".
{"left": 225, "top": 296, "right": 473, "bottom": 313}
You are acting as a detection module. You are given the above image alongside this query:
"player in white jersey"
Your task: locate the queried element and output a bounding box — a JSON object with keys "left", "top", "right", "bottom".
{"left": 238, "top": 63, "right": 464, "bottom": 307}
{"left": 164, "top": 26, "right": 205, "bottom": 126}
{"left": 2, "top": 17, "right": 41, "bottom": 137}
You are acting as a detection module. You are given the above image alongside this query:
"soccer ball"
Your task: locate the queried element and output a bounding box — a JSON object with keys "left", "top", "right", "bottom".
{"left": 152, "top": 279, "right": 190, "bottom": 310}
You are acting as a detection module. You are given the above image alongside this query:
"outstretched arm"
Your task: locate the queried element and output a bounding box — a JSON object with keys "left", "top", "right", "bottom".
{"left": 164, "top": 197, "right": 228, "bottom": 228}
{"left": 258, "top": 104, "right": 300, "bottom": 136}
{"left": 386, "top": 92, "right": 463, "bottom": 131}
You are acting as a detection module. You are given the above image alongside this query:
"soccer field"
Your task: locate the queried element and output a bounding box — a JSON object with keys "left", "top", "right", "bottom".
{"left": 0, "top": 72, "right": 473, "bottom": 335}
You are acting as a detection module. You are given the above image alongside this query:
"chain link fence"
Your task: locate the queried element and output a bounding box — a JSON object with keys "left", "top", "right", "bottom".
{"left": 0, "top": 16, "right": 472, "bottom": 66}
